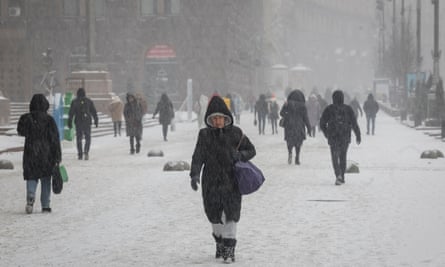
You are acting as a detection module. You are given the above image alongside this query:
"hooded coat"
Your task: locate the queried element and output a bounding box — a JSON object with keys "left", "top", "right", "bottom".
{"left": 280, "top": 90, "right": 311, "bottom": 146}
{"left": 17, "top": 94, "right": 61, "bottom": 180}
{"left": 124, "top": 93, "right": 143, "bottom": 137}
{"left": 306, "top": 94, "right": 321, "bottom": 128}
{"left": 108, "top": 96, "right": 124, "bottom": 122}
{"left": 68, "top": 88, "right": 98, "bottom": 130}
{"left": 153, "top": 93, "right": 174, "bottom": 125}
{"left": 190, "top": 96, "right": 256, "bottom": 224}
{"left": 319, "top": 90, "right": 361, "bottom": 147}
{"left": 363, "top": 93, "right": 379, "bottom": 118}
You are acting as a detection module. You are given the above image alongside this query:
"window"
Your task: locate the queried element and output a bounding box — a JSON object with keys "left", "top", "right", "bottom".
{"left": 95, "top": 0, "right": 105, "bottom": 18}
{"left": 141, "top": 0, "right": 155, "bottom": 15}
{"left": 63, "top": 0, "right": 79, "bottom": 17}
{"left": 8, "top": 0, "right": 23, "bottom": 17}
{"left": 140, "top": 0, "right": 180, "bottom": 16}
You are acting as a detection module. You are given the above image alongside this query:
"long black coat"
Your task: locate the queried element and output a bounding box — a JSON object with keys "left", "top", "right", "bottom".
{"left": 363, "top": 94, "right": 379, "bottom": 118}
{"left": 124, "top": 94, "right": 143, "bottom": 137}
{"left": 190, "top": 96, "right": 256, "bottom": 224}
{"left": 68, "top": 88, "right": 98, "bottom": 130}
{"left": 280, "top": 90, "right": 311, "bottom": 146}
{"left": 17, "top": 94, "right": 61, "bottom": 180}
{"left": 153, "top": 94, "right": 174, "bottom": 125}
{"left": 320, "top": 90, "right": 361, "bottom": 147}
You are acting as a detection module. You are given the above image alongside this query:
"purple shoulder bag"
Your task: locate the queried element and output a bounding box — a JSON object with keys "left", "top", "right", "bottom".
{"left": 234, "top": 135, "right": 265, "bottom": 195}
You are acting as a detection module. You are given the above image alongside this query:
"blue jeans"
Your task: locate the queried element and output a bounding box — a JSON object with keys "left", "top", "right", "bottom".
{"left": 26, "top": 177, "right": 51, "bottom": 208}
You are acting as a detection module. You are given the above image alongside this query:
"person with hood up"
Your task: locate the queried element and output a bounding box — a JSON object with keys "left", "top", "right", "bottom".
{"left": 349, "top": 96, "right": 363, "bottom": 119}
{"left": 269, "top": 96, "right": 280, "bottom": 134}
{"left": 306, "top": 94, "right": 321, "bottom": 137}
{"left": 17, "top": 94, "right": 61, "bottom": 213}
{"left": 152, "top": 93, "right": 174, "bottom": 141}
{"left": 363, "top": 93, "right": 379, "bottom": 135}
{"left": 108, "top": 95, "right": 124, "bottom": 137}
{"left": 320, "top": 90, "right": 361, "bottom": 185}
{"left": 190, "top": 96, "right": 256, "bottom": 263}
{"left": 280, "top": 89, "right": 311, "bottom": 165}
{"left": 68, "top": 88, "right": 98, "bottom": 160}
{"left": 254, "top": 94, "right": 269, "bottom": 135}
{"left": 124, "top": 93, "right": 144, "bottom": 154}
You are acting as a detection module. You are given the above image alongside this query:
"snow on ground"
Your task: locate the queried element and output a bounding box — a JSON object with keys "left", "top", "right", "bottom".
{"left": 1, "top": 111, "right": 445, "bottom": 266}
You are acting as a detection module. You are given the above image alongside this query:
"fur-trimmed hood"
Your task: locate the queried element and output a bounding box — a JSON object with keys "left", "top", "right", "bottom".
{"left": 204, "top": 96, "right": 233, "bottom": 128}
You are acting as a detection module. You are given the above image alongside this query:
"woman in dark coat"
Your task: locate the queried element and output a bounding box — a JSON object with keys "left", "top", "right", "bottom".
{"left": 124, "top": 93, "right": 143, "bottom": 154}
{"left": 280, "top": 89, "right": 311, "bottom": 165}
{"left": 190, "top": 96, "right": 256, "bottom": 263}
{"left": 17, "top": 94, "right": 61, "bottom": 213}
{"left": 152, "top": 93, "right": 174, "bottom": 141}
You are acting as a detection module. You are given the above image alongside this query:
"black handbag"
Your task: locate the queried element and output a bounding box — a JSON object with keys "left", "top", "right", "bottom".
{"left": 52, "top": 165, "right": 63, "bottom": 194}
{"left": 279, "top": 118, "right": 285, "bottom": 127}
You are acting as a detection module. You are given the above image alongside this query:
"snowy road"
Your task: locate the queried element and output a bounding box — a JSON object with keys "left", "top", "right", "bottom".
{"left": 1, "top": 111, "right": 445, "bottom": 266}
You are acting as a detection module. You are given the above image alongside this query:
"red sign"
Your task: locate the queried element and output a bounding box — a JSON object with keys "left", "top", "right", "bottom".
{"left": 145, "top": 45, "right": 176, "bottom": 59}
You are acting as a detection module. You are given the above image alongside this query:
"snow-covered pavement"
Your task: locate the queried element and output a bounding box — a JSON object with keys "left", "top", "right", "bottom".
{"left": 1, "top": 111, "right": 445, "bottom": 266}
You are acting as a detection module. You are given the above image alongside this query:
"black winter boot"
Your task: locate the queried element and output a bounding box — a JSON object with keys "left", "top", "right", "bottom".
{"left": 288, "top": 153, "right": 292, "bottom": 165}
{"left": 222, "top": 238, "right": 236, "bottom": 263}
{"left": 212, "top": 233, "right": 223, "bottom": 259}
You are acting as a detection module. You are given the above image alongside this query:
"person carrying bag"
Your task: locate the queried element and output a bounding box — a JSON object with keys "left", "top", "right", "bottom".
{"left": 189, "top": 96, "right": 256, "bottom": 263}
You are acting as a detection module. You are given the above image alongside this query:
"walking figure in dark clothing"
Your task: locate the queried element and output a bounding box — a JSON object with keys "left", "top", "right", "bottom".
{"left": 363, "top": 93, "right": 379, "bottom": 135}
{"left": 320, "top": 90, "right": 361, "bottom": 185}
{"left": 153, "top": 93, "right": 175, "bottom": 141}
{"left": 67, "top": 88, "right": 98, "bottom": 160}
{"left": 280, "top": 89, "right": 311, "bottom": 165}
{"left": 17, "top": 94, "right": 62, "bottom": 213}
{"left": 124, "top": 93, "right": 144, "bottom": 154}
{"left": 190, "top": 96, "right": 256, "bottom": 263}
{"left": 254, "top": 94, "right": 268, "bottom": 135}
{"left": 269, "top": 99, "right": 279, "bottom": 134}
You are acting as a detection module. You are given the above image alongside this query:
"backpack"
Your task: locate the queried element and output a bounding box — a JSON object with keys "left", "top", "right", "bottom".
{"left": 329, "top": 106, "right": 349, "bottom": 135}
{"left": 79, "top": 99, "right": 90, "bottom": 121}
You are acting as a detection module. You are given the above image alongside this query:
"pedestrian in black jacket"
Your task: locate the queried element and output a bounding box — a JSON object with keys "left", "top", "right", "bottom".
{"left": 190, "top": 96, "right": 256, "bottom": 263}
{"left": 363, "top": 93, "right": 379, "bottom": 135}
{"left": 320, "top": 90, "right": 361, "bottom": 185}
{"left": 254, "top": 94, "right": 269, "bottom": 135}
{"left": 280, "top": 89, "right": 311, "bottom": 165}
{"left": 152, "top": 93, "right": 174, "bottom": 141}
{"left": 67, "top": 88, "right": 98, "bottom": 160}
{"left": 17, "top": 94, "right": 61, "bottom": 213}
{"left": 124, "top": 93, "right": 144, "bottom": 154}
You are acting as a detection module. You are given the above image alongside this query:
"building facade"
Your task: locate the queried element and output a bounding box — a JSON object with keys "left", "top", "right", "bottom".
{"left": 262, "top": 0, "right": 375, "bottom": 95}
{"left": 0, "top": 0, "right": 263, "bottom": 109}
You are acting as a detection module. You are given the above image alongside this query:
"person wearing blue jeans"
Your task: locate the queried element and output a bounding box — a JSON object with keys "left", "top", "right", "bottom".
{"left": 26, "top": 177, "right": 52, "bottom": 212}
{"left": 17, "top": 94, "right": 61, "bottom": 213}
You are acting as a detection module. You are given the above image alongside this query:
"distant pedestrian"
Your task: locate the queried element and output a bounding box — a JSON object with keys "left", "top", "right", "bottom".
{"left": 190, "top": 96, "right": 256, "bottom": 263}
{"left": 349, "top": 97, "right": 363, "bottom": 119}
{"left": 124, "top": 93, "right": 143, "bottom": 154}
{"left": 320, "top": 90, "right": 361, "bottom": 185}
{"left": 280, "top": 89, "right": 311, "bottom": 165}
{"left": 108, "top": 95, "right": 124, "bottom": 137}
{"left": 232, "top": 94, "right": 242, "bottom": 124}
{"left": 254, "top": 94, "right": 268, "bottom": 135}
{"left": 363, "top": 93, "right": 379, "bottom": 135}
{"left": 67, "top": 88, "right": 98, "bottom": 160}
{"left": 269, "top": 97, "right": 279, "bottom": 134}
{"left": 17, "top": 94, "right": 61, "bottom": 214}
{"left": 306, "top": 94, "right": 321, "bottom": 137}
{"left": 152, "top": 93, "right": 175, "bottom": 141}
